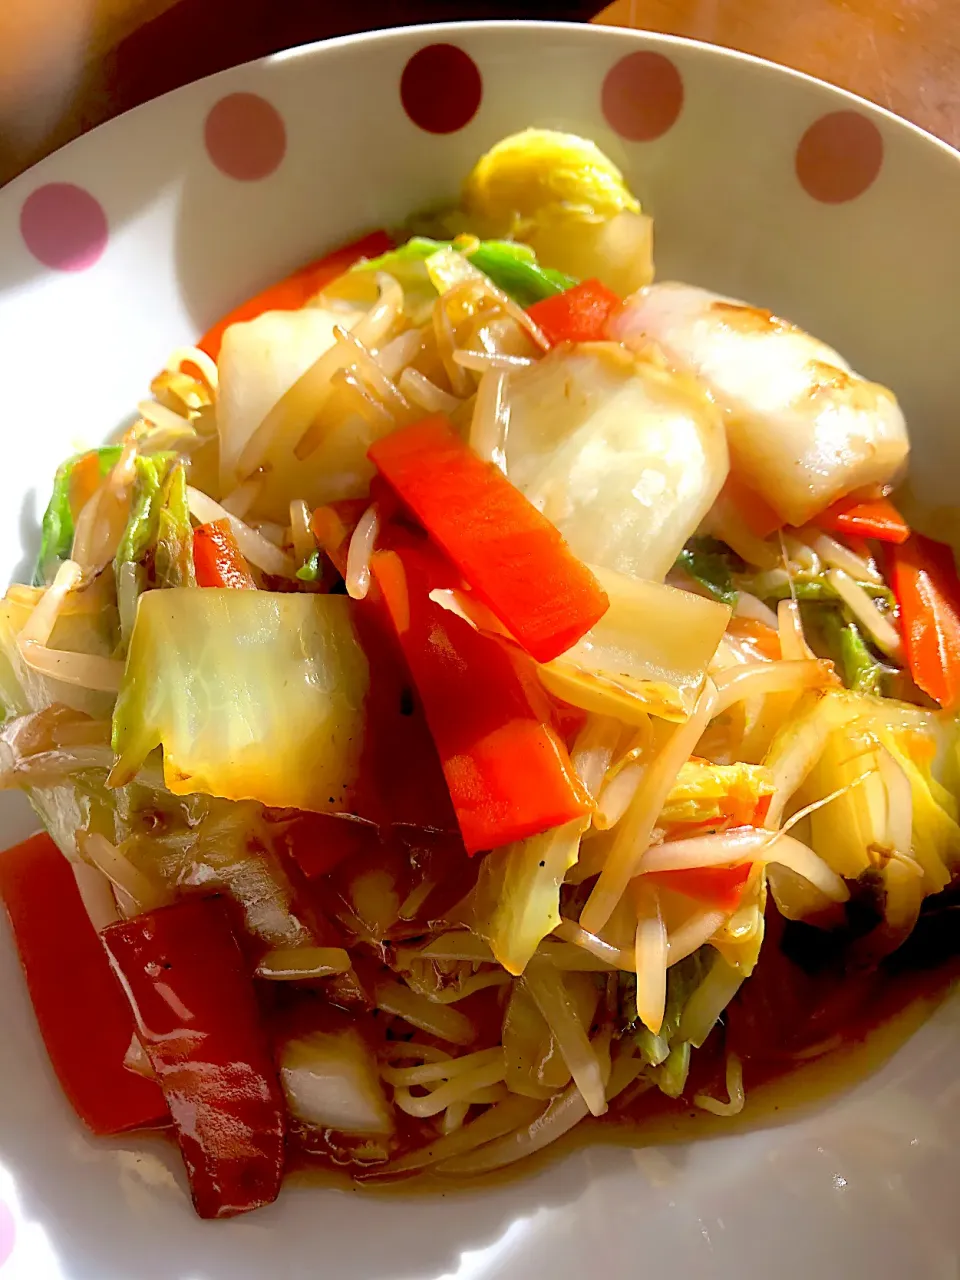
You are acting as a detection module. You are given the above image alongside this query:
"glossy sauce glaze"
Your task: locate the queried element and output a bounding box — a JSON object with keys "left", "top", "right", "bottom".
{"left": 280, "top": 893, "right": 960, "bottom": 1193}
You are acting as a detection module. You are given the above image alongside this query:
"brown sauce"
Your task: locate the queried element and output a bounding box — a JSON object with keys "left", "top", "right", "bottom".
{"left": 279, "top": 922, "right": 960, "bottom": 1197}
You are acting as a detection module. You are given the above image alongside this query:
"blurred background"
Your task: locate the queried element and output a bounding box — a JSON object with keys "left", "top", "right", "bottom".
{"left": 2, "top": 0, "right": 957, "bottom": 187}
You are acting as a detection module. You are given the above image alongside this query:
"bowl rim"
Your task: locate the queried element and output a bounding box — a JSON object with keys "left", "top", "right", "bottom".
{"left": 4, "top": 17, "right": 959, "bottom": 199}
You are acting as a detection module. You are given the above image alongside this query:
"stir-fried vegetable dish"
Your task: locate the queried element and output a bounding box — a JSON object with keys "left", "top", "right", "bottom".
{"left": 3, "top": 129, "right": 960, "bottom": 1219}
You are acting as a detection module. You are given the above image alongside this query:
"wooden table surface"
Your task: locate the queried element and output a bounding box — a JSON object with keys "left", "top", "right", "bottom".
{"left": 1, "top": 0, "right": 957, "bottom": 187}
{"left": 595, "top": 0, "right": 960, "bottom": 149}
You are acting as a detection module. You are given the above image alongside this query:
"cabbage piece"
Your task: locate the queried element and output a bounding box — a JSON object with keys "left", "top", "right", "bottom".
{"left": 660, "top": 760, "right": 774, "bottom": 831}
{"left": 709, "top": 865, "right": 767, "bottom": 975}
{"left": 280, "top": 1028, "right": 393, "bottom": 1135}
{"left": 876, "top": 730, "right": 957, "bottom": 893}
{"left": 461, "top": 129, "right": 653, "bottom": 296}
{"left": 474, "top": 819, "right": 588, "bottom": 976}
{"left": 111, "top": 589, "right": 368, "bottom": 811}
{"left": 614, "top": 283, "right": 909, "bottom": 527}
{"left": 503, "top": 981, "right": 573, "bottom": 1098}
{"left": 154, "top": 463, "right": 196, "bottom": 589}
{"left": 0, "top": 580, "right": 119, "bottom": 720}
{"left": 464, "top": 129, "right": 640, "bottom": 226}
{"left": 34, "top": 446, "right": 123, "bottom": 586}
{"left": 539, "top": 567, "right": 730, "bottom": 724}
{"left": 353, "top": 236, "right": 576, "bottom": 311}
{"left": 504, "top": 348, "right": 729, "bottom": 582}
{"left": 217, "top": 305, "right": 363, "bottom": 490}
{"left": 799, "top": 724, "right": 887, "bottom": 880}
{"left": 114, "top": 453, "right": 176, "bottom": 575}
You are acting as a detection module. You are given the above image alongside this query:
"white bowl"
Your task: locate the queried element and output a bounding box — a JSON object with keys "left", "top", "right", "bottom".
{"left": 0, "top": 20, "right": 958, "bottom": 1279}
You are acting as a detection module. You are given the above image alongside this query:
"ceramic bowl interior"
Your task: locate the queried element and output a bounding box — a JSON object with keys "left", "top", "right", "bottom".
{"left": 0, "top": 20, "right": 958, "bottom": 1280}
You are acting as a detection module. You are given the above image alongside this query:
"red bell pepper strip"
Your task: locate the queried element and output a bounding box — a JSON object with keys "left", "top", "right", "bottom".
{"left": 197, "top": 230, "right": 393, "bottom": 360}
{"left": 526, "top": 278, "right": 622, "bottom": 346}
{"left": 886, "top": 534, "right": 960, "bottom": 710}
{"left": 309, "top": 505, "right": 463, "bottom": 837}
{"left": 0, "top": 833, "right": 167, "bottom": 1136}
{"left": 101, "top": 897, "right": 286, "bottom": 1219}
{"left": 193, "top": 519, "right": 256, "bottom": 589}
{"left": 370, "top": 539, "right": 592, "bottom": 853}
{"left": 815, "top": 495, "right": 910, "bottom": 544}
{"left": 644, "top": 862, "right": 752, "bottom": 912}
{"left": 368, "top": 415, "right": 608, "bottom": 664}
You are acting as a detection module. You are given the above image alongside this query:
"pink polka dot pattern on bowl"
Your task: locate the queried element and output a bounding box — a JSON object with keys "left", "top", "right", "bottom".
{"left": 204, "top": 92, "right": 287, "bottom": 181}
{"left": 401, "top": 44, "right": 483, "bottom": 134}
{"left": 796, "top": 111, "right": 883, "bottom": 203}
{"left": 602, "top": 51, "right": 684, "bottom": 142}
{"left": 20, "top": 183, "right": 108, "bottom": 272}
{"left": 0, "top": 1199, "right": 15, "bottom": 1269}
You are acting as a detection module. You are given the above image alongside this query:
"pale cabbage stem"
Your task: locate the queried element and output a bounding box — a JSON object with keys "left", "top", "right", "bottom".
{"left": 580, "top": 680, "right": 718, "bottom": 936}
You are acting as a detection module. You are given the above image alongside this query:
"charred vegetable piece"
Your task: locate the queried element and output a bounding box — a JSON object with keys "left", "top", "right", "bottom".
{"left": 0, "top": 833, "right": 167, "bottom": 1135}
{"left": 369, "top": 414, "right": 609, "bottom": 664}
{"left": 101, "top": 896, "right": 286, "bottom": 1219}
